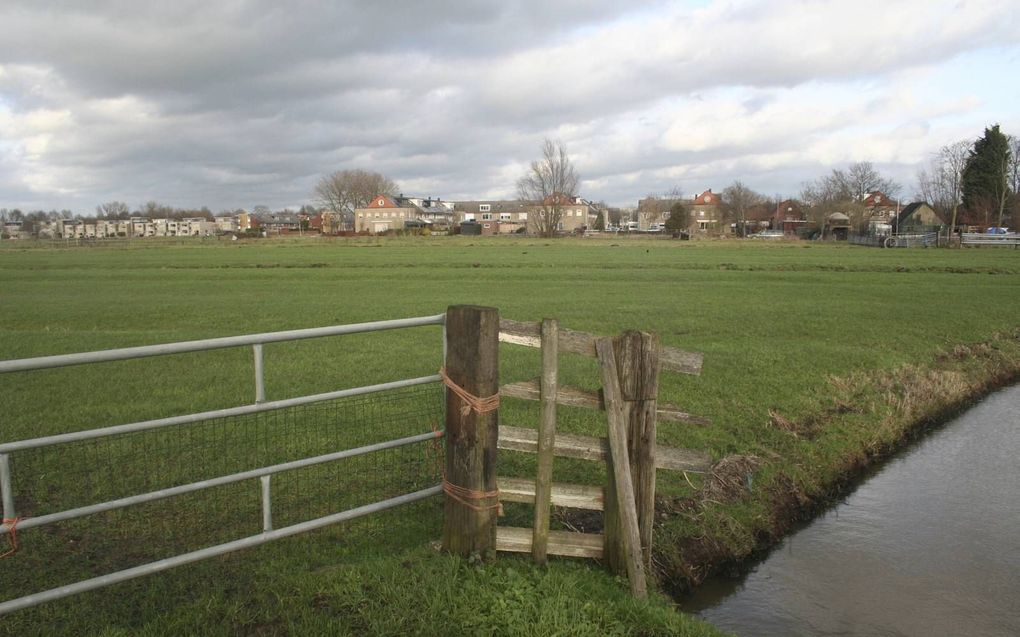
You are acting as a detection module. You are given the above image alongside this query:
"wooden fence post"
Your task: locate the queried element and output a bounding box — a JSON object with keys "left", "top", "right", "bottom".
{"left": 602, "top": 331, "right": 660, "bottom": 575}
{"left": 532, "top": 318, "right": 558, "bottom": 565}
{"left": 615, "top": 331, "right": 660, "bottom": 572}
{"left": 596, "top": 338, "right": 648, "bottom": 599}
{"left": 441, "top": 305, "right": 500, "bottom": 557}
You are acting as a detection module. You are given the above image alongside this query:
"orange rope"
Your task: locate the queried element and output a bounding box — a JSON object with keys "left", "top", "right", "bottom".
{"left": 443, "top": 479, "right": 502, "bottom": 515}
{"left": 436, "top": 369, "right": 502, "bottom": 515}
{"left": 439, "top": 367, "right": 500, "bottom": 416}
{"left": 1, "top": 518, "right": 20, "bottom": 559}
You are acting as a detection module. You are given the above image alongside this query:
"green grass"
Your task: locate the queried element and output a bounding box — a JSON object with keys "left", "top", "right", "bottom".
{"left": 1, "top": 236, "right": 1019, "bottom": 635}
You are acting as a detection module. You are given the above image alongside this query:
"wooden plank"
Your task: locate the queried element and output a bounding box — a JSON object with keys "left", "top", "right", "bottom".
{"left": 497, "top": 477, "right": 604, "bottom": 511}
{"left": 500, "top": 379, "right": 710, "bottom": 426}
{"left": 498, "top": 425, "right": 712, "bottom": 473}
{"left": 499, "top": 426, "right": 606, "bottom": 463}
{"left": 498, "top": 318, "right": 703, "bottom": 376}
{"left": 441, "top": 306, "right": 500, "bottom": 557}
{"left": 596, "top": 337, "right": 647, "bottom": 598}
{"left": 501, "top": 380, "right": 601, "bottom": 410}
{"left": 532, "top": 318, "right": 558, "bottom": 565}
{"left": 614, "top": 331, "right": 659, "bottom": 572}
{"left": 656, "top": 407, "right": 710, "bottom": 426}
{"left": 496, "top": 526, "right": 603, "bottom": 559}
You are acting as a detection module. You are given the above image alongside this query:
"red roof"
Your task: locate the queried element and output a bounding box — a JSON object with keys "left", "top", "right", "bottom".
{"left": 775, "top": 199, "right": 804, "bottom": 220}
{"left": 862, "top": 192, "right": 896, "bottom": 208}
{"left": 369, "top": 194, "right": 400, "bottom": 208}
{"left": 693, "top": 189, "right": 721, "bottom": 205}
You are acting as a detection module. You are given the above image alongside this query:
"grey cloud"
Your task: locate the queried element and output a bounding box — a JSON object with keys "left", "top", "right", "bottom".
{"left": 1, "top": 0, "right": 1018, "bottom": 211}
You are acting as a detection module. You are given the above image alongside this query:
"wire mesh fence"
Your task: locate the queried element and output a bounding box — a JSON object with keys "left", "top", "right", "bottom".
{"left": 0, "top": 383, "right": 445, "bottom": 612}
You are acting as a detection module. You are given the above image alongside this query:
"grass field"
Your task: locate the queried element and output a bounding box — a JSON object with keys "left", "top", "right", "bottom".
{"left": 1, "top": 236, "right": 1018, "bottom": 635}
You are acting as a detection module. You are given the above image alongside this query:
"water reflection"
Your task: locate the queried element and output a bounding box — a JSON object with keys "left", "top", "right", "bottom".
{"left": 681, "top": 385, "right": 1020, "bottom": 637}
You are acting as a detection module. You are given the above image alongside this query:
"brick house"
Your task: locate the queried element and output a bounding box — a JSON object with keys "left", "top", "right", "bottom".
{"left": 774, "top": 199, "right": 807, "bottom": 235}
{"left": 529, "top": 194, "right": 595, "bottom": 234}
{"left": 690, "top": 189, "right": 723, "bottom": 233}
{"left": 454, "top": 200, "right": 530, "bottom": 235}
{"left": 354, "top": 195, "right": 454, "bottom": 234}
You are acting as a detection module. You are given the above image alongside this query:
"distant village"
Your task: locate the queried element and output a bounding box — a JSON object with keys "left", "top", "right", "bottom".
{"left": 0, "top": 188, "right": 951, "bottom": 242}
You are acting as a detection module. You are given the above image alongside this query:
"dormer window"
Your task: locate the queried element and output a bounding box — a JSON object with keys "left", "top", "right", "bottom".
{"left": 479, "top": 204, "right": 491, "bottom": 212}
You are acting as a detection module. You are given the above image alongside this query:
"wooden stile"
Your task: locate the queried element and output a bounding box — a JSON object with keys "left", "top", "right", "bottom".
{"left": 497, "top": 425, "right": 712, "bottom": 473}
{"left": 497, "top": 477, "right": 604, "bottom": 510}
{"left": 496, "top": 526, "right": 603, "bottom": 559}
{"left": 613, "top": 332, "right": 659, "bottom": 572}
{"left": 531, "top": 318, "right": 558, "bottom": 565}
{"left": 499, "top": 318, "right": 703, "bottom": 376}
{"left": 500, "top": 379, "right": 709, "bottom": 426}
{"left": 595, "top": 337, "right": 647, "bottom": 599}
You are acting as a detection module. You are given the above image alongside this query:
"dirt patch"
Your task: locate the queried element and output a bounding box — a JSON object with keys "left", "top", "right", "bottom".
{"left": 701, "top": 455, "right": 764, "bottom": 504}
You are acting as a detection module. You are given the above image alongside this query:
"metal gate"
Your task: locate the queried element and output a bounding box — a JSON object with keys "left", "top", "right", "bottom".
{"left": 0, "top": 313, "right": 447, "bottom": 615}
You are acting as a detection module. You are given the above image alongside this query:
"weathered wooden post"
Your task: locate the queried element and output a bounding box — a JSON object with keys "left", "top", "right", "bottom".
{"left": 531, "top": 318, "right": 558, "bottom": 564}
{"left": 441, "top": 305, "right": 500, "bottom": 557}
{"left": 602, "top": 331, "right": 660, "bottom": 574}
{"left": 596, "top": 337, "right": 648, "bottom": 599}
{"left": 617, "top": 331, "right": 660, "bottom": 571}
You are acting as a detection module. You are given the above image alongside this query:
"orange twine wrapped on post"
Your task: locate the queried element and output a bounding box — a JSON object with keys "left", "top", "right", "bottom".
{"left": 438, "top": 367, "right": 502, "bottom": 515}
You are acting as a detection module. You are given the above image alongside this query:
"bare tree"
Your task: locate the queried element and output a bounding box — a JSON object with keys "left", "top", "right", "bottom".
{"left": 315, "top": 169, "right": 398, "bottom": 231}
{"left": 637, "top": 194, "right": 665, "bottom": 228}
{"left": 96, "top": 201, "right": 130, "bottom": 219}
{"left": 517, "top": 139, "right": 580, "bottom": 237}
{"left": 805, "top": 161, "right": 899, "bottom": 202}
{"left": 802, "top": 161, "right": 900, "bottom": 233}
{"left": 722, "top": 181, "right": 762, "bottom": 237}
{"left": 916, "top": 140, "right": 969, "bottom": 243}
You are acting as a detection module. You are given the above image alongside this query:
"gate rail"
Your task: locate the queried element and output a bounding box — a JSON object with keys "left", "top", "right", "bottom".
{"left": 0, "top": 313, "right": 447, "bottom": 615}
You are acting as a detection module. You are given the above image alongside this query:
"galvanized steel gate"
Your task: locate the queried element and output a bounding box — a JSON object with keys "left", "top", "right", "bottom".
{"left": 0, "top": 313, "right": 448, "bottom": 615}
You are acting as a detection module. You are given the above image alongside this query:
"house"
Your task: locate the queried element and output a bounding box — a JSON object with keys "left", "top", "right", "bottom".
{"left": 774, "top": 199, "right": 807, "bottom": 236}
{"left": 636, "top": 197, "right": 684, "bottom": 230}
{"left": 352, "top": 195, "right": 445, "bottom": 234}
{"left": 743, "top": 203, "right": 774, "bottom": 234}
{"left": 528, "top": 194, "right": 595, "bottom": 234}
{"left": 690, "top": 189, "right": 723, "bottom": 233}
{"left": 454, "top": 200, "right": 530, "bottom": 236}
{"left": 320, "top": 211, "right": 346, "bottom": 234}
{"left": 256, "top": 212, "right": 301, "bottom": 235}
{"left": 894, "top": 202, "right": 944, "bottom": 232}
{"left": 2, "top": 222, "right": 22, "bottom": 239}
{"left": 215, "top": 216, "right": 239, "bottom": 234}
{"left": 862, "top": 191, "right": 900, "bottom": 233}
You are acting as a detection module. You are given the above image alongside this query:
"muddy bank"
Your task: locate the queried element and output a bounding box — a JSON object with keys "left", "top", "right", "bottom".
{"left": 653, "top": 328, "right": 1020, "bottom": 598}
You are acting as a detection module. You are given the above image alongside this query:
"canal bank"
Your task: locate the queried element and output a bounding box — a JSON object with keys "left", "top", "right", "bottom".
{"left": 652, "top": 328, "right": 1020, "bottom": 602}
{"left": 684, "top": 383, "right": 1020, "bottom": 635}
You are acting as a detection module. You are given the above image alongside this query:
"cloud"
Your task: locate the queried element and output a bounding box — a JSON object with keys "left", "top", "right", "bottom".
{"left": 0, "top": 0, "right": 1018, "bottom": 210}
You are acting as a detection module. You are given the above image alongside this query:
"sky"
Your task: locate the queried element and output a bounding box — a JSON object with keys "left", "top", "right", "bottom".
{"left": 1, "top": 0, "right": 1019, "bottom": 213}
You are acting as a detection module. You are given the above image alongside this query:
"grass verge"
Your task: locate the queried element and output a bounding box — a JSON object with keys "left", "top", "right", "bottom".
{"left": 1, "top": 236, "right": 1017, "bottom": 634}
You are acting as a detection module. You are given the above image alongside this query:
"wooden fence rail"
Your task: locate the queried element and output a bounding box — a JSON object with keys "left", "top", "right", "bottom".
{"left": 443, "top": 307, "right": 713, "bottom": 599}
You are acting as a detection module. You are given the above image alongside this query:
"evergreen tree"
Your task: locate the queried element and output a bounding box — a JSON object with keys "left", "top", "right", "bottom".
{"left": 664, "top": 202, "right": 690, "bottom": 233}
{"left": 962, "top": 124, "right": 1011, "bottom": 229}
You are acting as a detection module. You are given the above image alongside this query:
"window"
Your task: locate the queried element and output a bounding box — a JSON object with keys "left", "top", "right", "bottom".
{"left": 479, "top": 204, "right": 491, "bottom": 212}
{"left": 500, "top": 213, "right": 512, "bottom": 221}
{"left": 464, "top": 213, "right": 476, "bottom": 221}
{"left": 482, "top": 213, "right": 493, "bottom": 221}
{"left": 698, "top": 210, "right": 705, "bottom": 218}
{"left": 519, "top": 212, "right": 527, "bottom": 220}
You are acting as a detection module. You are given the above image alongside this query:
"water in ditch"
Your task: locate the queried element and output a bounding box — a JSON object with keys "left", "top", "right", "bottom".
{"left": 680, "top": 384, "right": 1020, "bottom": 637}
